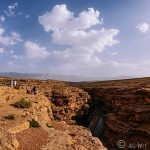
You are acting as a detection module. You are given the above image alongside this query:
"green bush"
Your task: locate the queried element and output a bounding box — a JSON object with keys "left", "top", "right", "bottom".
{"left": 4, "top": 114, "right": 15, "bottom": 120}
{"left": 29, "top": 119, "right": 40, "bottom": 128}
{"left": 14, "top": 98, "right": 32, "bottom": 108}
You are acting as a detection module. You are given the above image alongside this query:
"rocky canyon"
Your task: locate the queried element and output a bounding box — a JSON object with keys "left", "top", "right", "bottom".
{"left": 0, "top": 77, "right": 150, "bottom": 149}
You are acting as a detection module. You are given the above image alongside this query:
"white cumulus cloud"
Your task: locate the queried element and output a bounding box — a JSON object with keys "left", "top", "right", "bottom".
{"left": 136, "top": 22, "right": 149, "bottom": 33}
{"left": 38, "top": 4, "right": 119, "bottom": 66}
{"left": 0, "top": 27, "right": 22, "bottom": 46}
{"left": 24, "top": 41, "right": 50, "bottom": 59}
{"left": 39, "top": 5, "right": 102, "bottom": 32}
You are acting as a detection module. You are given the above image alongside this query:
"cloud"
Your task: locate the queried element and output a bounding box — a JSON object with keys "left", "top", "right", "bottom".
{"left": 38, "top": 4, "right": 119, "bottom": 66}
{"left": 100, "top": 61, "right": 137, "bottom": 77}
{"left": 111, "top": 52, "right": 118, "bottom": 55}
{"left": 9, "top": 50, "right": 14, "bottom": 55}
{"left": 39, "top": 5, "right": 102, "bottom": 32}
{"left": 24, "top": 41, "right": 50, "bottom": 59}
{"left": 8, "top": 50, "right": 22, "bottom": 59}
{"left": 6, "top": 61, "right": 19, "bottom": 70}
{"left": 136, "top": 22, "right": 149, "bottom": 33}
{"left": 29, "top": 63, "right": 36, "bottom": 68}
{"left": 0, "top": 48, "right": 4, "bottom": 55}
{"left": 11, "top": 54, "right": 18, "bottom": 59}
{"left": 18, "top": 12, "right": 22, "bottom": 15}
{"left": 0, "top": 16, "right": 5, "bottom": 22}
{"left": 25, "top": 15, "right": 30, "bottom": 19}
{"left": 0, "top": 28, "right": 5, "bottom": 35}
{"left": 109, "top": 61, "right": 137, "bottom": 69}
{"left": 4, "top": 3, "right": 18, "bottom": 17}
{"left": 48, "top": 60, "right": 137, "bottom": 77}
{"left": 0, "top": 27, "right": 22, "bottom": 46}
{"left": 7, "top": 61, "right": 14, "bottom": 66}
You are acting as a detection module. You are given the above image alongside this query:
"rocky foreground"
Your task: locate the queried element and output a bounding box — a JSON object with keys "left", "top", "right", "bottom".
{"left": 0, "top": 79, "right": 106, "bottom": 150}
{"left": 0, "top": 77, "right": 150, "bottom": 150}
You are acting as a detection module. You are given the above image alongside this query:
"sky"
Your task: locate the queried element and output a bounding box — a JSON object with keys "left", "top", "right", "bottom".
{"left": 0, "top": 0, "right": 150, "bottom": 78}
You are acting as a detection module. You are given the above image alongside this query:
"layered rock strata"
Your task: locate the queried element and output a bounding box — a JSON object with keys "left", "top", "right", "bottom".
{"left": 83, "top": 86, "right": 150, "bottom": 149}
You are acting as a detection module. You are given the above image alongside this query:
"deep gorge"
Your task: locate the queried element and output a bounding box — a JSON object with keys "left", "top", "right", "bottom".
{"left": 80, "top": 86, "right": 150, "bottom": 149}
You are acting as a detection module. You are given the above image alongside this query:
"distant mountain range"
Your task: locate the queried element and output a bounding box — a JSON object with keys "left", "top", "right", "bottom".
{"left": 0, "top": 72, "right": 134, "bottom": 82}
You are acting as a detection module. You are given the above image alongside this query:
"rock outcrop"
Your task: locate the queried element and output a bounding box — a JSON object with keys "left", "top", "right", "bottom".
{"left": 42, "top": 121, "right": 107, "bottom": 150}
{"left": 0, "top": 86, "right": 52, "bottom": 130}
{"left": 0, "top": 86, "right": 53, "bottom": 150}
{"left": 51, "top": 87, "right": 90, "bottom": 124}
{"left": 0, "top": 127, "right": 19, "bottom": 150}
{"left": 15, "top": 121, "right": 107, "bottom": 150}
{"left": 0, "top": 78, "right": 90, "bottom": 124}
{"left": 0, "top": 81, "right": 106, "bottom": 150}
{"left": 79, "top": 79, "right": 150, "bottom": 149}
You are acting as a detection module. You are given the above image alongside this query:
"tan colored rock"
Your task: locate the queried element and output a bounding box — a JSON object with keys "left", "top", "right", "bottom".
{"left": 41, "top": 128, "right": 73, "bottom": 150}
{"left": 0, "top": 86, "right": 52, "bottom": 129}
{"left": 0, "top": 127, "right": 19, "bottom": 150}
{"left": 15, "top": 121, "right": 107, "bottom": 150}
{"left": 0, "top": 86, "right": 53, "bottom": 150}
{"left": 48, "top": 121, "right": 107, "bottom": 150}
{"left": 9, "top": 121, "right": 29, "bottom": 134}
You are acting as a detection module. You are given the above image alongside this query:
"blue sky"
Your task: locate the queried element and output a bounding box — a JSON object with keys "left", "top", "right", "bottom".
{"left": 0, "top": 0, "right": 150, "bottom": 77}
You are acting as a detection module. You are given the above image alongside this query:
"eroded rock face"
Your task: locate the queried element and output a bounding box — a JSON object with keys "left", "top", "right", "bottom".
{"left": 0, "top": 78, "right": 91, "bottom": 124}
{"left": 84, "top": 87, "right": 150, "bottom": 149}
{"left": 51, "top": 87, "right": 90, "bottom": 123}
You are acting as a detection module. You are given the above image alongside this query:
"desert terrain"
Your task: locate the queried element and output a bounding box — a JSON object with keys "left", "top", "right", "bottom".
{"left": 0, "top": 77, "right": 150, "bottom": 149}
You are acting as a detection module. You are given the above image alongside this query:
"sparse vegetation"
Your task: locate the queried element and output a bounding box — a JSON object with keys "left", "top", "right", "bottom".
{"left": 29, "top": 119, "right": 40, "bottom": 128}
{"left": 46, "top": 124, "right": 52, "bottom": 128}
{"left": 4, "top": 114, "right": 15, "bottom": 120}
{"left": 47, "top": 107, "right": 50, "bottom": 115}
{"left": 47, "top": 107, "right": 53, "bottom": 117}
{"left": 14, "top": 98, "right": 32, "bottom": 108}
